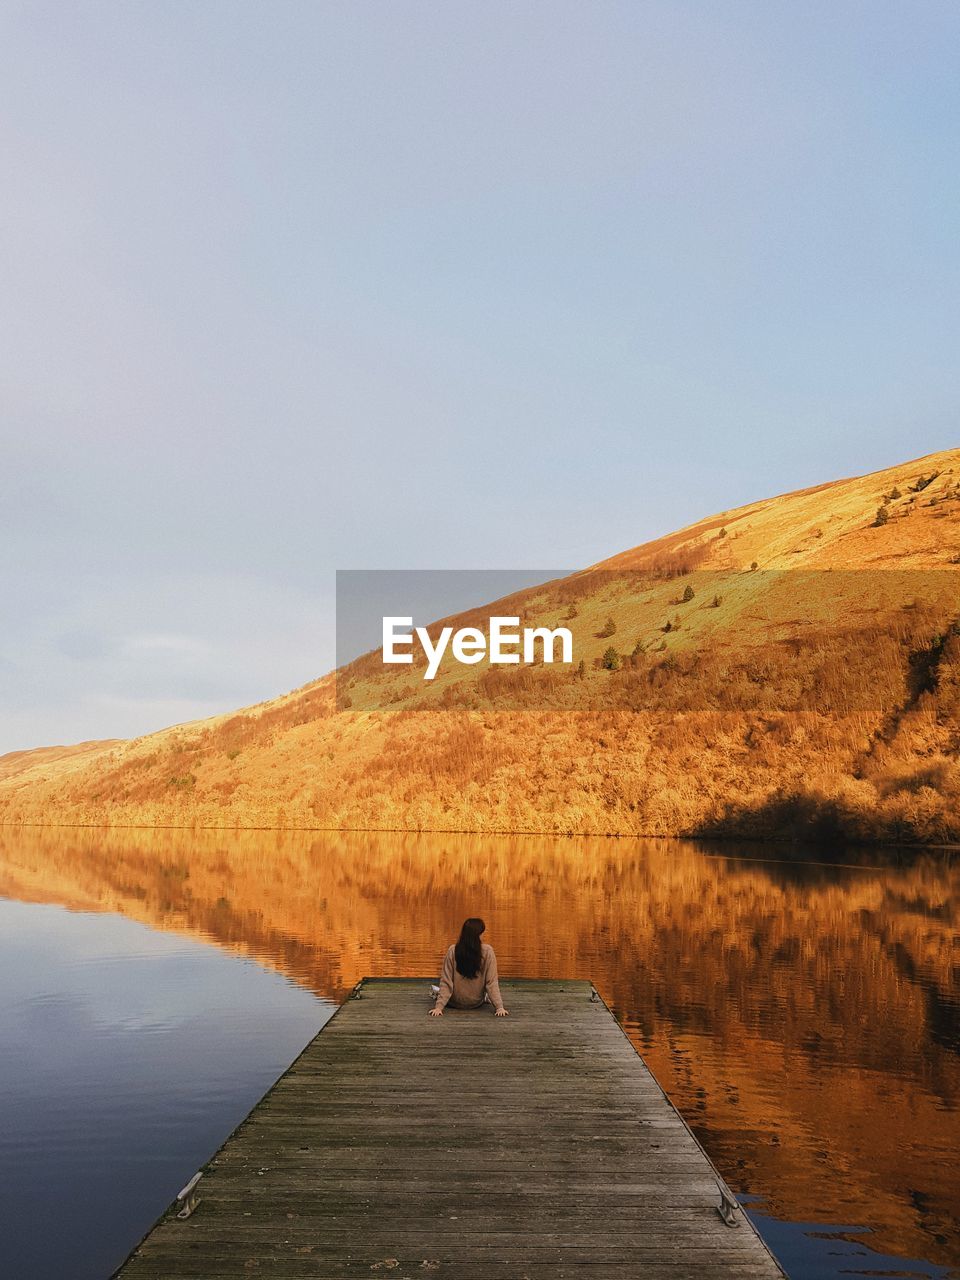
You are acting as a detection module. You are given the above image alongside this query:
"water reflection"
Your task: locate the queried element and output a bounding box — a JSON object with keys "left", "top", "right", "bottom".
{"left": 0, "top": 897, "right": 328, "bottom": 1280}
{"left": 0, "top": 827, "right": 957, "bottom": 1278}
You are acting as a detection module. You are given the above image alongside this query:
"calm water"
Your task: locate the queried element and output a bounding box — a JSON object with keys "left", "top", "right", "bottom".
{"left": 0, "top": 828, "right": 957, "bottom": 1280}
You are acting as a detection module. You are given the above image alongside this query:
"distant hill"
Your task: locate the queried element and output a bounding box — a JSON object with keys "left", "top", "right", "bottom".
{"left": 0, "top": 739, "right": 121, "bottom": 784}
{"left": 2, "top": 448, "right": 959, "bottom": 844}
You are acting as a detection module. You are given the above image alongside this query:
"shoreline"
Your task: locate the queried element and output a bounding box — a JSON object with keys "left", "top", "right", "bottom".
{"left": 2, "top": 818, "right": 957, "bottom": 856}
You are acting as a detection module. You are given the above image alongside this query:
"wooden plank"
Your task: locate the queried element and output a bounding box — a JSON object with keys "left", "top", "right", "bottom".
{"left": 113, "top": 978, "right": 785, "bottom": 1279}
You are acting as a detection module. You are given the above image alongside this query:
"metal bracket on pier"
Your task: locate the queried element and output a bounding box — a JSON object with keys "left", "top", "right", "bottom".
{"left": 176, "top": 1172, "right": 203, "bottom": 1219}
{"left": 589, "top": 987, "right": 601, "bottom": 1003}
{"left": 716, "top": 1182, "right": 741, "bottom": 1227}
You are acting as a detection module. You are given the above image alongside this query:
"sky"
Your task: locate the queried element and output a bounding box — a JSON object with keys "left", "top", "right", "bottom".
{"left": 2, "top": 1, "right": 959, "bottom": 752}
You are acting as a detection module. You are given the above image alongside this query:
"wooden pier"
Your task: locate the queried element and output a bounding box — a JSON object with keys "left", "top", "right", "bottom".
{"left": 114, "top": 978, "right": 785, "bottom": 1279}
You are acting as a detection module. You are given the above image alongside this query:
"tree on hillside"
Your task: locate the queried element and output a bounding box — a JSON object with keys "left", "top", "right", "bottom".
{"left": 873, "top": 504, "right": 889, "bottom": 527}
{"left": 681, "top": 584, "right": 695, "bottom": 602}
{"left": 598, "top": 616, "right": 617, "bottom": 637}
{"left": 602, "top": 646, "right": 621, "bottom": 671}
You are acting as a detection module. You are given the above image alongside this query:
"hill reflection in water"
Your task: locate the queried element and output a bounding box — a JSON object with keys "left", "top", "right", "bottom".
{"left": 0, "top": 826, "right": 957, "bottom": 1275}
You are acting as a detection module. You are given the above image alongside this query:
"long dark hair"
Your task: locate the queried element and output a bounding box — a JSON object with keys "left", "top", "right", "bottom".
{"left": 454, "top": 917, "right": 485, "bottom": 979}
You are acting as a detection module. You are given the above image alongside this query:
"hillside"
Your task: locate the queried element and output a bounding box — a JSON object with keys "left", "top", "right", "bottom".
{"left": 2, "top": 448, "right": 959, "bottom": 843}
{"left": 0, "top": 739, "right": 120, "bottom": 784}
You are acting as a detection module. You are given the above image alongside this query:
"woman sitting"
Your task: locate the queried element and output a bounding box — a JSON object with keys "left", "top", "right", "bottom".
{"left": 429, "top": 917, "right": 509, "bottom": 1017}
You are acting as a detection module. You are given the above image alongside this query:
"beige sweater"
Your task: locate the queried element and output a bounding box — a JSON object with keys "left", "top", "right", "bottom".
{"left": 435, "top": 942, "right": 505, "bottom": 1012}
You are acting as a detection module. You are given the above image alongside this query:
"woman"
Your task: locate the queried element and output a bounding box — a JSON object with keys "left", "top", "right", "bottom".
{"left": 429, "top": 917, "right": 509, "bottom": 1016}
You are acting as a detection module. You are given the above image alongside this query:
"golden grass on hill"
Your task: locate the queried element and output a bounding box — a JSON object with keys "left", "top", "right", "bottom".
{"left": 2, "top": 448, "right": 959, "bottom": 843}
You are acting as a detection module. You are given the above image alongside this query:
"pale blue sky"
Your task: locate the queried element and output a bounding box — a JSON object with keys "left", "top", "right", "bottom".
{"left": 2, "top": 2, "right": 958, "bottom": 750}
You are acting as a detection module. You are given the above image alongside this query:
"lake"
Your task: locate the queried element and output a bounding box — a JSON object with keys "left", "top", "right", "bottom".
{"left": 0, "top": 827, "right": 957, "bottom": 1279}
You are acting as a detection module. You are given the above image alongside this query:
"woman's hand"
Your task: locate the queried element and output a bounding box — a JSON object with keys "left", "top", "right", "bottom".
{"left": 495, "top": 1007, "right": 509, "bottom": 1017}
{"left": 428, "top": 1007, "right": 443, "bottom": 1017}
